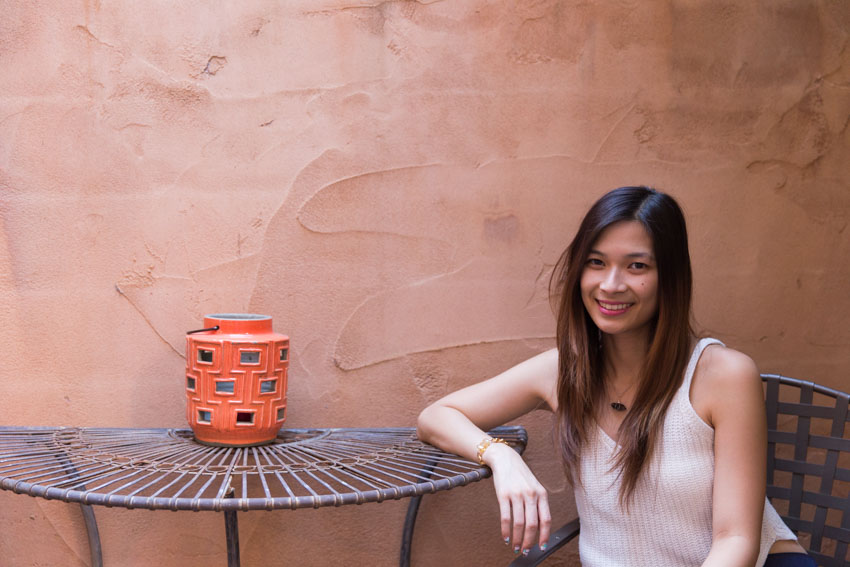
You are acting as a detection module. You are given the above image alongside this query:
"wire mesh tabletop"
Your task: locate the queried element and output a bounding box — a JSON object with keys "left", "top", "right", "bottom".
{"left": 0, "top": 425, "right": 527, "bottom": 513}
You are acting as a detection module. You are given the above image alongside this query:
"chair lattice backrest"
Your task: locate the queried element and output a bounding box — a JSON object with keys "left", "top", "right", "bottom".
{"left": 763, "top": 374, "right": 850, "bottom": 567}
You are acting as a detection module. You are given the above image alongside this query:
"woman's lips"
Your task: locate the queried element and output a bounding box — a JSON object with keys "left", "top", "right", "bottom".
{"left": 597, "top": 299, "right": 633, "bottom": 315}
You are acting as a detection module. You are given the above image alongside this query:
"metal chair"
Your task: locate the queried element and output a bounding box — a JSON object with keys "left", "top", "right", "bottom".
{"left": 509, "top": 374, "right": 850, "bottom": 566}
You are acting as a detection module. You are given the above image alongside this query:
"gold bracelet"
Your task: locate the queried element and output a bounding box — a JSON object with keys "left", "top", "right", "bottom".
{"left": 476, "top": 436, "right": 509, "bottom": 465}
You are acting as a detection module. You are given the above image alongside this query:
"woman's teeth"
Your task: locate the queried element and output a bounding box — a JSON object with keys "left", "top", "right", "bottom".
{"left": 599, "top": 301, "right": 630, "bottom": 310}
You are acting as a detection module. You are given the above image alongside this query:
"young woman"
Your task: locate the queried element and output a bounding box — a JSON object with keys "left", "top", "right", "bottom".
{"left": 417, "top": 187, "right": 812, "bottom": 566}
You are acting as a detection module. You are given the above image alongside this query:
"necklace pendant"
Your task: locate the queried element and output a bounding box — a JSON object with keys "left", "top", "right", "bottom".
{"left": 610, "top": 401, "right": 627, "bottom": 412}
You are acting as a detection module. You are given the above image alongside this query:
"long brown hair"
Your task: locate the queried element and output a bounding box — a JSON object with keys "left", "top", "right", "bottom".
{"left": 550, "top": 186, "right": 693, "bottom": 507}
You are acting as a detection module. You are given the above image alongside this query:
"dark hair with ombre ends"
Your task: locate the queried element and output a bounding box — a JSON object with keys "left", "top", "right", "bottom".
{"left": 549, "top": 186, "right": 693, "bottom": 508}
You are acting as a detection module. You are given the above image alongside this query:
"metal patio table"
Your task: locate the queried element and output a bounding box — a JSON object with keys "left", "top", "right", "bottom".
{"left": 0, "top": 425, "right": 527, "bottom": 566}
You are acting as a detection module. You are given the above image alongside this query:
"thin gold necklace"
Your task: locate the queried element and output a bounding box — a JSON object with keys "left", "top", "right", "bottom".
{"left": 607, "top": 379, "right": 637, "bottom": 412}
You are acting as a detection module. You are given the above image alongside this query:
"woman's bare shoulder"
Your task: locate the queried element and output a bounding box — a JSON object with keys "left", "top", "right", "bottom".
{"left": 697, "top": 343, "right": 760, "bottom": 385}
{"left": 692, "top": 343, "right": 762, "bottom": 425}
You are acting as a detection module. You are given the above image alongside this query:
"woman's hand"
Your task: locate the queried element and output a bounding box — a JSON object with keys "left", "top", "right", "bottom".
{"left": 484, "top": 442, "right": 551, "bottom": 556}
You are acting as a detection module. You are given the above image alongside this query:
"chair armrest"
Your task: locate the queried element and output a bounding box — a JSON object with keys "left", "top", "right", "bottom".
{"left": 507, "top": 518, "right": 580, "bottom": 566}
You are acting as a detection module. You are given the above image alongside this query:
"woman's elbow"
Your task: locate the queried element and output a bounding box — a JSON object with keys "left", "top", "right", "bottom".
{"left": 416, "top": 403, "right": 439, "bottom": 442}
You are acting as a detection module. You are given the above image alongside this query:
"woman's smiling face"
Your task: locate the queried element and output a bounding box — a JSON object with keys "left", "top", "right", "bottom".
{"left": 580, "top": 220, "right": 659, "bottom": 338}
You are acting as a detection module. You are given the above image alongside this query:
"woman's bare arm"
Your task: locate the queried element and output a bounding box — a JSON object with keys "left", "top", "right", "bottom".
{"left": 693, "top": 346, "right": 766, "bottom": 567}
{"left": 417, "top": 348, "right": 559, "bottom": 555}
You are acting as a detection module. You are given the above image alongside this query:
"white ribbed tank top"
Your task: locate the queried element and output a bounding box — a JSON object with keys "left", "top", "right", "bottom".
{"left": 574, "top": 338, "right": 796, "bottom": 566}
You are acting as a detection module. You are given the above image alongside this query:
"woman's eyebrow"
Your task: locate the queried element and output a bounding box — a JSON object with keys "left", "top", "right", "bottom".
{"left": 588, "top": 249, "right": 654, "bottom": 259}
{"left": 625, "top": 252, "right": 654, "bottom": 259}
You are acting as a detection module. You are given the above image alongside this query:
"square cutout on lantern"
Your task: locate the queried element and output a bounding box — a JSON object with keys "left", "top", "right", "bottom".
{"left": 240, "top": 351, "right": 260, "bottom": 365}
{"left": 187, "top": 376, "right": 196, "bottom": 391}
{"left": 235, "top": 411, "right": 255, "bottom": 425}
{"left": 280, "top": 348, "right": 288, "bottom": 362}
{"left": 276, "top": 407, "right": 286, "bottom": 421}
{"left": 198, "top": 410, "right": 212, "bottom": 423}
{"left": 260, "top": 379, "right": 277, "bottom": 394}
{"left": 215, "top": 380, "right": 235, "bottom": 394}
{"left": 198, "top": 349, "right": 214, "bottom": 363}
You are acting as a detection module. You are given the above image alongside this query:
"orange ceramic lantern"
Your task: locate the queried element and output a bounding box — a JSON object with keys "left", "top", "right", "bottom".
{"left": 185, "top": 314, "right": 289, "bottom": 446}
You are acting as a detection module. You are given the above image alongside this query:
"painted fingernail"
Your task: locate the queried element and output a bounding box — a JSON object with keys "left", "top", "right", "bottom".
{"left": 540, "top": 543, "right": 548, "bottom": 551}
{"left": 513, "top": 546, "right": 520, "bottom": 554}
{"left": 503, "top": 537, "right": 510, "bottom": 546}
{"left": 522, "top": 548, "right": 530, "bottom": 556}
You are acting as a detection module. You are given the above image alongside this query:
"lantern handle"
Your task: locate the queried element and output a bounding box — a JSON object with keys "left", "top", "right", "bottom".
{"left": 186, "top": 326, "right": 220, "bottom": 334}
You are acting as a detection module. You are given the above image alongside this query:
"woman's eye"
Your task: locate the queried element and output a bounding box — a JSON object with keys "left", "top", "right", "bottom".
{"left": 630, "top": 262, "right": 648, "bottom": 270}
{"left": 587, "top": 258, "right": 604, "bottom": 267}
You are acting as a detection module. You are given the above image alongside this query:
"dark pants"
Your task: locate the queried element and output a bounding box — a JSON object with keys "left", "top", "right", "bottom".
{"left": 764, "top": 553, "right": 816, "bottom": 567}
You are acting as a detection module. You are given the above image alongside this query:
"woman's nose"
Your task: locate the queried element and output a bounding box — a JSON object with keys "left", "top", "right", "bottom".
{"left": 599, "top": 269, "right": 627, "bottom": 293}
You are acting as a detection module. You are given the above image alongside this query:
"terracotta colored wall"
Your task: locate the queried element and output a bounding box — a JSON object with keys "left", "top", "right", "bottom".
{"left": 1, "top": 2, "right": 848, "bottom": 565}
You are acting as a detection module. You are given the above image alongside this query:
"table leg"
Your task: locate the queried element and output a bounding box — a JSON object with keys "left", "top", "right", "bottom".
{"left": 224, "top": 509, "right": 240, "bottom": 567}
{"left": 399, "top": 457, "right": 438, "bottom": 567}
{"left": 50, "top": 450, "right": 103, "bottom": 567}
{"left": 80, "top": 503, "right": 103, "bottom": 567}
{"left": 400, "top": 494, "right": 422, "bottom": 567}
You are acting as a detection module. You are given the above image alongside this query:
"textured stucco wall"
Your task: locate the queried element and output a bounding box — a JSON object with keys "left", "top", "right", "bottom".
{"left": 1, "top": 1, "right": 848, "bottom": 565}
